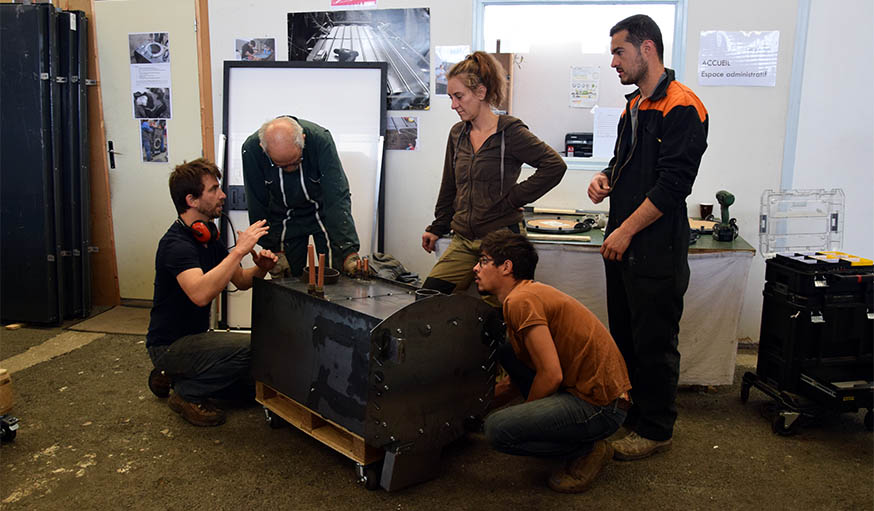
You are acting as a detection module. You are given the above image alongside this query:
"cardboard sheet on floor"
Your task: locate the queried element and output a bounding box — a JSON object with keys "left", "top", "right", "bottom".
{"left": 68, "top": 305, "right": 150, "bottom": 335}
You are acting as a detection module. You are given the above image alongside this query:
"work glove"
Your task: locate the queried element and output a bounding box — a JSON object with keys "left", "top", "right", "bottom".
{"left": 342, "top": 252, "right": 361, "bottom": 275}
{"left": 268, "top": 252, "right": 291, "bottom": 279}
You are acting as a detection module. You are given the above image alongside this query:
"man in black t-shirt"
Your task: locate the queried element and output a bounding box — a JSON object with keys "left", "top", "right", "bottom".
{"left": 146, "top": 158, "right": 277, "bottom": 427}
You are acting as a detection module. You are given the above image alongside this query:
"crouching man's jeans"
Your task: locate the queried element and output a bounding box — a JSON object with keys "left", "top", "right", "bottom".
{"left": 484, "top": 343, "right": 626, "bottom": 460}
{"left": 148, "top": 331, "right": 253, "bottom": 404}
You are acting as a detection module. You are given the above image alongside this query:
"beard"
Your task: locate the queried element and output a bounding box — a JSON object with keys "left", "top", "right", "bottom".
{"left": 620, "top": 54, "right": 649, "bottom": 86}
{"left": 197, "top": 203, "right": 222, "bottom": 219}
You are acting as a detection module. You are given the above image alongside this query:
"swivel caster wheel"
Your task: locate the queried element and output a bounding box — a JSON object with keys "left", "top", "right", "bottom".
{"left": 356, "top": 462, "right": 382, "bottom": 491}
{"left": 263, "top": 407, "right": 287, "bottom": 429}
{"left": 772, "top": 411, "right": 800, "bottom": 436}
{"left": 740, "top": 383, "right": 751, "bottom": 404}
{"left": 0, "top": 415, "right": 19, "bottom": 443}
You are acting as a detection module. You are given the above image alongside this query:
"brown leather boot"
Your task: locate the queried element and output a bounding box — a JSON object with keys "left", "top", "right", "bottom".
{"left": 168, "top": 392, "right": 226, "bottom": 427}
{"left": 548, "top": 440, "right": 614, "bottom": 493}
{"left": 610, "top": 431, "right": 672, "bottom": 461}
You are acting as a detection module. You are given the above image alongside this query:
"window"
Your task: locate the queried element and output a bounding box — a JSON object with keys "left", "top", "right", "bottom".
{"left": 474, "top": 0, "right": 686, "bottom": 168}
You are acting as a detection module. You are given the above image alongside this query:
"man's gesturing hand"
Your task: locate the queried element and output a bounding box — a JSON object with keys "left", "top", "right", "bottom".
{"left": 234, "top": 219, "right": 269, "bottom": 256}
{"left": 251, "top": 249, "right": 278, "bottom": 272}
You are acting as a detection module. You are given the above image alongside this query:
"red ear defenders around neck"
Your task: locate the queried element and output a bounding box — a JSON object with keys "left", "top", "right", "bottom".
{"left": 179, "top": 218, "right": 218, "bottom": 243}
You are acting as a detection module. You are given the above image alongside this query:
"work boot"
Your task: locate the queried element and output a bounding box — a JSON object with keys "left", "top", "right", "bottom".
{"left": 610, "top": 431, "right": 672, "bottom": 461}
{"left": 148, "top": 368, "right": 172, "bottom": 398}
{"left": 548, "top": 441, "right": 613, "bottom": 493}
{"left": 168, "top": 392, "right": 226, "bottom": 427}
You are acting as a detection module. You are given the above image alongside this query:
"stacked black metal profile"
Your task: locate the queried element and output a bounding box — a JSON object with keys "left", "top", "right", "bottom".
{"left": 1, "top": 4, "right": 91, "bottom": 324}
{"left": 742, "top": 253, "right": 874, "bottom": 434}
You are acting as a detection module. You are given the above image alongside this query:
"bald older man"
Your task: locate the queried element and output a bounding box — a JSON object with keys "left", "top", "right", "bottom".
{"left": 242, "top": 116, "right": 360, "bottom": 277}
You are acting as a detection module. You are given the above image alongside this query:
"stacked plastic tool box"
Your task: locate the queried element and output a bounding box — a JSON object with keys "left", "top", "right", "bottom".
{"left": 755, "top": 252, "right": 873, "bottom": 414}
{"left": 744, "top": 190, "right": 874, "bottom": 434}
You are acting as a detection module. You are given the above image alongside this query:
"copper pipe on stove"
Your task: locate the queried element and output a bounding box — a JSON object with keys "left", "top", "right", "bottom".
{"left": 318, "top": 253, "right": 325, "bottom": 289}
{"left": 308, "top": 244, "right": 316, "bottom": 288}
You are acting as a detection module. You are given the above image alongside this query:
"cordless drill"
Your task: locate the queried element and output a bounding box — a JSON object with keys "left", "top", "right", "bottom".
{"left": 712, "top": 190, "right": 738, "bottom": 242}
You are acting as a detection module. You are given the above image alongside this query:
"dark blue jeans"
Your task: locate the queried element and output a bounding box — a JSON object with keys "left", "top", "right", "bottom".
{"left": 148, "top": 331, "right": 253, "bottom": 403}
{"left": 484, "top": 343, "right": 626, "bottom": 460}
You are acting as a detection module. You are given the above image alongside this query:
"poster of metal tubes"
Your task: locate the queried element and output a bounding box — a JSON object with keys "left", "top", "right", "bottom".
{"left": 288, "top": 8, "right": 430, "bottom": 110}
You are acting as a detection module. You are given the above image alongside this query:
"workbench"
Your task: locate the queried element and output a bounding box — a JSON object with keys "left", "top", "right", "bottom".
{"left": 437, "top": 227, "right": 756, "bottom": 386}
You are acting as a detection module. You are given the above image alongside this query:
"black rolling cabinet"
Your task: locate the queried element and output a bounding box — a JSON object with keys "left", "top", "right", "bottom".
{"left": 744, "top": 189, "right": 873, "bottom": 434}
{"left": 743, "top": 253, "right": 874, "bottom": 434}
{"left": 0, "top": 4, "right": 91, "bottom": 324}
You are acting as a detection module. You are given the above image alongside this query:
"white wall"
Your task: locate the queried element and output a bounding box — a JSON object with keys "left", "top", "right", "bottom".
{"left": 683, "top": 0, "right": 800, "bottom": 340}
{"left": 792, "top": 0, "right": 874, "bottom": 258}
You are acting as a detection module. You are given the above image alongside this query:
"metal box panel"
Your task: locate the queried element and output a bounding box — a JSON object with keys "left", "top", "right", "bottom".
{"left": 251, "top": 276, "right": 501, "bottom": 452}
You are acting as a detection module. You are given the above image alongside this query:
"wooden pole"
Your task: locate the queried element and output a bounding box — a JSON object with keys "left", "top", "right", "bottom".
{"left": 194, "top": 0, "right": 215, "bottom": 162}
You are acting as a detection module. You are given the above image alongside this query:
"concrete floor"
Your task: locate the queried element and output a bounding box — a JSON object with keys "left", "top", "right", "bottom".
{"left": 1, "top": 322, "right": 871, "bottom": 510}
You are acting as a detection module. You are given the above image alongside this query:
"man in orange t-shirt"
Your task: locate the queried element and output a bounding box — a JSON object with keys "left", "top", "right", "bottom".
{"left": 475, "top": 230, "right": 631, "bottom": 493}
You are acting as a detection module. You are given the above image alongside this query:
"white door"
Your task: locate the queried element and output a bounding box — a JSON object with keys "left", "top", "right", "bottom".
{"left": 94, "top": 0, "right": 203, "bottom": 300}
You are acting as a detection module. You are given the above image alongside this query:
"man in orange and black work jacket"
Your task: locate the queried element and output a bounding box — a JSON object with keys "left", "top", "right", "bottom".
{"left": 588, "top": 14, "right": 709, "bottom": 461}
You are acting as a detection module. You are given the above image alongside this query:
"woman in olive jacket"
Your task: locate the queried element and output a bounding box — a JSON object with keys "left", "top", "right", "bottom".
{"left": 421, "top": 51, "right": 567, "bottom": 297}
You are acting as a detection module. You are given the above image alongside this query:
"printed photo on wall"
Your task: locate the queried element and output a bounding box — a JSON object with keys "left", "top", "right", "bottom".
{"left": 235, "top": 38, "right": 276, "bottom": 61}
{"left": 133, "top": 87, "right": 171, "bottom": 119}
{"left": 288, "top": 8, "right": 430, "bottom": 110}
{"left": 386, "top": 116, "right": 418, "bottom": 150}
{"left": 140, "top": 119, "right": 168, "bottom": 163}
{"left": 434, "top": 45, "right": 469, "bottom": 95}
{"left": 129, "top": 32, "right": 170, "bottom": 64}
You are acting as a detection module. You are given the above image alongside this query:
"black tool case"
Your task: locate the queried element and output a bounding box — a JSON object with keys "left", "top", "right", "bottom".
{"left": 742, "top": 253, "right": 874, "bottom": 434}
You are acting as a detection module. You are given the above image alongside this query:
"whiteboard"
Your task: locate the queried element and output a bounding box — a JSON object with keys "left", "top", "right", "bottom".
{"left": 221, "top": 62, "right": 386, "bottom": 328}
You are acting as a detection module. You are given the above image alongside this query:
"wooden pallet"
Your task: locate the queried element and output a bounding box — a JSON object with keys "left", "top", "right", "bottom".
{"left": 256, "top": 381, "right": 383, "bottom": 465}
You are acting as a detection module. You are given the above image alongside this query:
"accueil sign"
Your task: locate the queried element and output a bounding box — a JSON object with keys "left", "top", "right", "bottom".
{"left": 698, "top": 31, "right": 779, "bottom": 87}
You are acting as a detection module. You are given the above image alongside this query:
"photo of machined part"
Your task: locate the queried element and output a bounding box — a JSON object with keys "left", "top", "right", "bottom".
{"left": 288, "top": 8, "right": 430, "bottom": 110}
{"left": 129, "top": 32, "right": 169, "bottom": 64}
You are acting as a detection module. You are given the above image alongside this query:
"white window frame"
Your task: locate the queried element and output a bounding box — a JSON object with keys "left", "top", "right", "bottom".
{"left": 472, "top": 0, "right": 688, "bottom": 171}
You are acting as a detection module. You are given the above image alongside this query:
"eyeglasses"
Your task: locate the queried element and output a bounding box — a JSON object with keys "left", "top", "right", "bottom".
{"left": 266, "top": 152, "right": 303, "bottom": 172}
{"left": 477, "top": 255, "right": 494, "bottom": 267}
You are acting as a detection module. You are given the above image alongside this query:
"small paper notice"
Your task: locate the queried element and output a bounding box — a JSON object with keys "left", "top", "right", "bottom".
{"left": 592, "top": 107, "right": 622, "bottom": 159}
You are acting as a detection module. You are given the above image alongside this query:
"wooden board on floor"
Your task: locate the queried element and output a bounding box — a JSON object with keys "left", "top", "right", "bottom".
{"left": 256, "top": 381, "right": 383, "bottom": 465}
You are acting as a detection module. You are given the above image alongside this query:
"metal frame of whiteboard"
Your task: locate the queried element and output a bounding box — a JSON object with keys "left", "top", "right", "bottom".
{"left": 219, "top": 61, "right": 387, "bottom": 328}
